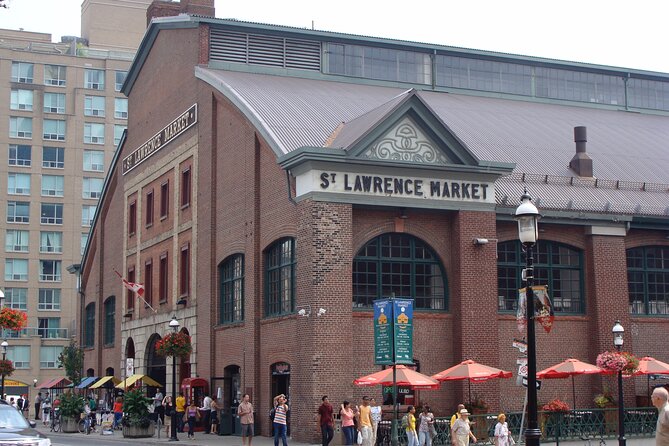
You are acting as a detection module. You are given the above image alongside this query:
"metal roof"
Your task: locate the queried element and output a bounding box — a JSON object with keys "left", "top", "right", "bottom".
{"left": 196, "top": 68, "right": 669, "bottom": 218}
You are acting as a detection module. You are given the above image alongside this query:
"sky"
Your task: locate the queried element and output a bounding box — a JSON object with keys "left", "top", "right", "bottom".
{"left": 1, "top": 0, "right": 668, "bottom": 73}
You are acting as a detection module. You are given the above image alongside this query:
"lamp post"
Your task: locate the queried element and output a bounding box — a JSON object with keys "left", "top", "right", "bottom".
{"left": 169, "top": 315, "right": 180, "bottom": 442}
{"left": 613, "top": 320, "right": 626, "bottom": 446}
{"left": 515, "top": 190, "right": 541, "bottom": 446}
{"left": 0, "top": 340, "right": 8, "bottom": 400}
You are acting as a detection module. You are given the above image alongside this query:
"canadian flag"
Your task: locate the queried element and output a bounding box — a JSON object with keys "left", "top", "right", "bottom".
{"left": 115, "top": 270, "right": 145, "bottom": 297}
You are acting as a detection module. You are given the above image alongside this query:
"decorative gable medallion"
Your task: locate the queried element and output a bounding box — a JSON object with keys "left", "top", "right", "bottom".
{"left": 361, "top": 117, "right": 450, "bottom": 165}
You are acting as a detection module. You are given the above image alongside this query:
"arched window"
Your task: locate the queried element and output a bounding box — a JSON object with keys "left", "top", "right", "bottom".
{"left": 265, "top": 238, "right": 296, "bottom": 316}
{"left": 497, "top": 240, "right": 584, "bottom": 313}
{"left": 627, "top": 246, "right": 669, "bottom": 315}
{"left": 352, "top": 233, "right": 447, "bottom": 310}
{"left": 219, "top": 254, "right": 244, "bottom": 324}
{"left": 103, "top": 296, "right": 115, "bottom": 346}
{"left": 84, "top": 303, "right": 95, "bottom": 347}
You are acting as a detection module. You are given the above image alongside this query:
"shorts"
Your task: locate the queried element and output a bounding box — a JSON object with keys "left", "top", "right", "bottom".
{"left": 241, "top": 423, "right": 254, "bottom": 437}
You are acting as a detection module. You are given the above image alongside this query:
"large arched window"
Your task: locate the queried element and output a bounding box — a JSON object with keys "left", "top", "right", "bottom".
{"left": 265, "top": 238, "right": 296, "bottom": 316}
{"left": 627, "top": 246, "right": 669, "bottom": 315}
{"left": 353, "top": 233, "right": 447, "bottom": 310}
{"left": 497, "top": 240, "right": 584, "bottom": 313}
{"left": 84, "top": 303, "right": 95, "bottom": 347}
{"left": 103, "top": 296, "right": 115, "bottom": 346}
{"left": 219, "top": 254, "right": 244, "bottom": 324}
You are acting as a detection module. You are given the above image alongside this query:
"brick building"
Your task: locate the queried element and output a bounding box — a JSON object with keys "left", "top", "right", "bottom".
{"left": 79, "top": 1, "right": 669, "bottom": 440}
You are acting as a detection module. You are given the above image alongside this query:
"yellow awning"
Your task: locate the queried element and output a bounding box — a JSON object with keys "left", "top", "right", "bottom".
{"left": 3, "top": 379, "right": 29, "bottom": 387}
{"left": 115, "top": 374, "right": 162, "bottom": 389}
{"left": 89, "top": 376, "right": 121, "bottom": 389}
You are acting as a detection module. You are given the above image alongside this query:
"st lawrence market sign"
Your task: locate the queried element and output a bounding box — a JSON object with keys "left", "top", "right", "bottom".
{"left": 122, "top": 104, "right": 197, "bottom": 175}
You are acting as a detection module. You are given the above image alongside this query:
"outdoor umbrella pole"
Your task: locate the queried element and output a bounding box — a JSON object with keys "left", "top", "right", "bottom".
{"left": 468, "top": 380, "right": 472, "bottom": 406}
{"left": 572, "top": 376, "right": 576, "bottom": 409}
{"left": 392, "top": 364, "right": 398, "bottom": 446}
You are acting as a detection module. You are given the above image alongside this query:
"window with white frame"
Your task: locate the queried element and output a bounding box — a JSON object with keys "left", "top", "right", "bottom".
{"left": 82, "top": 205, "right": 96, "bottom": 226}
{"left": 44, "top": 65, "right": 66, "bottom": 86}
{"left": 5, "top": 229, "right": 29, "bottom": 252}
{"left": 40, "top": 203, "right": 63, "bottom": 225}
{"left": 43, "top": 119, "right": 66, "bottom": 141}
{"left": 8, "top": 144, "right": 31, "bottom": 167}
{"left": 114, "top": 98, "right": 128, "bottom": 119}
{"left": 84, "top": 95, "right": 105, "bottom": 117}
{"left": 11, "top": 62, "right": 33, "bottom": 83}
{"left": 41, "top": 175, "right": 64, "bottom": 197}
{"left": 82, "top": 177, "right": 103, "bottom": 199}
{"left": 7, "top": 173, "right": 31, "bottom": 195}
{"left": 114, "top": 124, "right": 125, "bottom": 146}
{"left": 7, "top": 346, "right": 30, "bottom": 369}
{"left": 7, "top": 201, "right": 30, "bottom": 223}
{"left": 10, "top": 89, "right": 33, "bottom": 111}
{"left": 84, "top": 123, "right": 105, "bottom": 144}
{"left": 39, "top": 289, "right": 61, "bottom": 310}
{"left": 43, "top": 93, "right": 65, "bottom": 114}
{"left": 84, "top": 69, "right": 105, "bottom": 90}
{"left": 5, "top": 259, "right": 28, "bottom": 281}
{"left": 83, "top": 150, "right": 104, "bottom": 172}
{"left": 42, "top": 147, "right": 64, "bottom": 169}
{"left": 4, "top": 288, "right": 28, "bottom": 310}
{"left": 9, "top": 117, "right": 32, "bottom": 138}
{"left": 39, "top": 259, "right": 61, "bottom": 282}
{"left": 115, "top": 71, "right": 127, "bottom": 91}
{"left": 81, "top": 232, "right": 89, "bottom": 255}
{"left": 40, "top": 345, "right": 63, "bottom": 367}
{"left": 40, "top": 231, "right": 62, "bottom": 253}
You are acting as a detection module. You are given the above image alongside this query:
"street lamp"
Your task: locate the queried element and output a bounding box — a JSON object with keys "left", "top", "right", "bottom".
{"left": 169, "top": 315, "right": 180, "bottom": 442}
{"left": 0, "top": 340, "right": 8, "bottom": 400}
{"left": 515, "top": 189, "right": 541, "bottom": 446}
{"left": 613, "top": 320, "right": 626, "bottom": 446}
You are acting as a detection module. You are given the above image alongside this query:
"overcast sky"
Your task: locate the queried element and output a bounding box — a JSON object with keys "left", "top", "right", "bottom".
{"left": 1, "top": 0, "right": 668, "bottom": 73}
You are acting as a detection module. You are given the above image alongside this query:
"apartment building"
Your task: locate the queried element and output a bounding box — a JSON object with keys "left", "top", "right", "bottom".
{"left": 0, "top": 0, "right": 151, "bottom": 393}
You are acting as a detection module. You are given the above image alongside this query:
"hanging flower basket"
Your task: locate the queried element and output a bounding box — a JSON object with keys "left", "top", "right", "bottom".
{"left": 155, "top": 332, "right": 192, "bottom": 358}
{"left": 0, "top": 308, "right": 28, "bottom": 331}
{"left": 597, "top": 350, "right": 639, "bottom": 374}
{"left": 541, "top": 398, "right": 570, "bottom": 413}
{"left": 0, "top": 359, "right": 15, "bottom": 377}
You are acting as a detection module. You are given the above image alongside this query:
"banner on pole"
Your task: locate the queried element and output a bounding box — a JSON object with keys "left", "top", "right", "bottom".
{"left": 393, "top": 299, "right": 414, "bottom": 364}
{"left": 373, "top": 299, "right": 394, "bottom": 365}
{"left": 516, "top": 285, "right": 554, "bottom": 333}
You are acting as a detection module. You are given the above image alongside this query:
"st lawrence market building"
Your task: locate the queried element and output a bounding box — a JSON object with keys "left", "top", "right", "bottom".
{"left": 79, "top": 2, "right": 669, "bottom": 441}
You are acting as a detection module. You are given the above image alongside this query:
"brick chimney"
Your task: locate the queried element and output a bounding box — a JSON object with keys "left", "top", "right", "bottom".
{"left": 147, "top": 0, "right": 215, "bottom": 26}
{"left": 569, "top": 126, "right": 593, "bottom": 177}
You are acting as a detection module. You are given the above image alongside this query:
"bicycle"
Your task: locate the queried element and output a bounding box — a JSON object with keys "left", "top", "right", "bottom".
{"left": 78, "top": 413, "right": 95, "bottom": 434}
{"left": 580, "top": 431, "right": 606, "bottom": 446}
{"left": 49, "top": 408, "right": 61, "bottom": 433}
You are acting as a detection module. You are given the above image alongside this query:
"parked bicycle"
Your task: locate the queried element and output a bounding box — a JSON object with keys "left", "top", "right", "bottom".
{"left": 49, "top": 407, "right": 61, "bottom": 433}
{"left": 78, "top": 413, "right": 95, "bottom": 434}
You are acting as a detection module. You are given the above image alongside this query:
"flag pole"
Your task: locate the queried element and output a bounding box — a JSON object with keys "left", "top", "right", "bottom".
{"left": 114, "top": 269, "right": 157, "bottom": 313}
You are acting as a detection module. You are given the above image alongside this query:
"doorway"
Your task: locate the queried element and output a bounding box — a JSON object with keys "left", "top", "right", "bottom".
{"left": 270, "top": 362, "right": 290, "bottom": 435}
{"left": 145, "top": 333, "right": 166, "bottom": 398}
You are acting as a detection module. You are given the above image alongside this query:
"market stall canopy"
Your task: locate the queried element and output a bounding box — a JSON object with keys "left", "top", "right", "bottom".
{"left": 89, "top": 376, "right": 121, "bottom": 389}
{"left": 116, "top": 374, "right": 162, "bottom": 389}
{"left": 537, "top": 358, "right": 605, "bottom": 408}
{"left": 36, "top": 377, "right": 72, "bottom": 389}
{"left": 76, "top": 376, "right": 99, "bottom": 389}
{"left": 354, "top": 364, "right": 439, "bottom": 390}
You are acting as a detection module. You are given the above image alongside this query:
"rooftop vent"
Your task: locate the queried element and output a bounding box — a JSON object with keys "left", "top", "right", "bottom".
{"left": 569, "top": 126, "right": 593, "bottom": 177}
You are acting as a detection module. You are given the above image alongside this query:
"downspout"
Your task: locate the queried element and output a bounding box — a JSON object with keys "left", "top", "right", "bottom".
{"left": 285, "top": 170, "right": 296, "bottom": 205}
{"left": 623, "top": 73, "right": 630, "bottom": 111}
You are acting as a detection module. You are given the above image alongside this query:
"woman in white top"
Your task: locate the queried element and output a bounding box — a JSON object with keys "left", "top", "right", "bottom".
{"left": 494, "top": 413, "right": 512, "bottom": 446}
{"left": 418, "top": 406, "right": 435, "bottom": 446}
{"left": 451, "top": 409, "right": 476, "bottom": 446}
{"left": 370, "top": 398, "right": 382, "bottom": 446}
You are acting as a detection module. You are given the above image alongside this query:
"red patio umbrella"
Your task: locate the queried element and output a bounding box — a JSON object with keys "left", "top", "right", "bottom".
{"left": 431, "top": 359, "right": 512, "bottom": 404}
{"left": 354, "top": 365, "right": 440, "bottom": 389}
{"left": 634, "top": 357, "right": 669, "bottom": 403}
{"left": 537, "top": 358, "right": 604, "bottom": 408}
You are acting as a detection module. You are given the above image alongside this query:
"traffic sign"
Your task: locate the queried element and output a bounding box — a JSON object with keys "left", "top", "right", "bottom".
{"left": 516, "top": 357, "right": 528, "bottom": 366}
{"left": 521, "top": 377, "right": 542, "bottom": 390}
{"left": 518, "top": 364, "right": 528, "bottom": 377}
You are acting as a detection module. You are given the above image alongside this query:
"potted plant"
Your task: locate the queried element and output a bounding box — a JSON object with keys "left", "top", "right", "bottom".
{"left": 540, "top": 398, "right": 570, "bottom": 438}
{"left": 596, "top": 350, "right": 639, "bottom": 375}
{"left": 594, "top": 387, "right": 617, "bottom": 434}
{"left": 0, "top": 307, "right": 28, "bottom": 331}
{"left": 122, "top": 389, "right": 155, "bottom": 438}
{"left": 58, "top": 392, "right": 85, "bottom": 433}
{"left": 155, "top": 331, "right": 192, "bottom": 358}
{"left": 0, "top": 359, "right": 15, "bottom": 377}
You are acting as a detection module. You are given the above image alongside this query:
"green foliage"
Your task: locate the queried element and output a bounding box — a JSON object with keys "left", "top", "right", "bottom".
{"left": 122, "top": 389, "right": 152, "bottom": 428}
{"left": 58, "top": 340, "right": 84, "bottom": 385}
{"left": 59, "top": 392, "right": 85, "bottom": 419}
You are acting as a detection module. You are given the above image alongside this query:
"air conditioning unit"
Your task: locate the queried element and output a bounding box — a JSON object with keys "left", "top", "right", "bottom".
{"left": 48, "top": 107, "right": 58, "bottom": 113}
{"left": 92, "top": 109, "right": 101, "bottom": 116}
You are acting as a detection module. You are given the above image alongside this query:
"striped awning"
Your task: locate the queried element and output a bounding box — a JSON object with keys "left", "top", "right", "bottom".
{"left": 89, "top": 376, "right": 121, "bottom": 389}
{"left": 115, "top": 374, "right": 162, "bottom": 389}
{"left": 35, "top": 377, "right": 71, "bottom": 389}
{"left": 76, "top": 376, "right": 99, "bottom": 389}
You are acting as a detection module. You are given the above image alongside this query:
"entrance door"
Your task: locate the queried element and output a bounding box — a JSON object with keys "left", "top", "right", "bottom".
{"left": 145, "top": 334, "right": 166, "bottom": 398}
{"left": 270, "top": 362, "right": 290, "bottom": 435}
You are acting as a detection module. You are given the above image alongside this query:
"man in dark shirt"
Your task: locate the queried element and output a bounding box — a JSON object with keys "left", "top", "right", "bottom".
{"left": 317, "top": 395, "right": 334, "bottom": 446}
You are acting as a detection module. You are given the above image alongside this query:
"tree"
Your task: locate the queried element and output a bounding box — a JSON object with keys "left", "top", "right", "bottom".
{"left": 58, "top": 340, "right": 84, "bottom": 385}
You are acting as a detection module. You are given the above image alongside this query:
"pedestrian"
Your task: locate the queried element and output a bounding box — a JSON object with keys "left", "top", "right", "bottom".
{"left": 370, "top": 398, "right": 382, "bottom": 446}
{"left": 238, "top": 393, "right": 254, "bottom": 445}
{"left": 418, "top": 405, "right": 435, "bottom": 446}
{"left": 357, "top": 396, "right": 373, "bottom": 446}
{"left": 494, "top": 413, "right": 512, "bottom": 446}
{"left": 210, "top": 397, "right": 220, "bottom": 434}
{"left": 34, "top": 392, "right": 42, "bottom": 420}
{"left": 186, "top": 400, "right": 200, "bottom": 439}
{"left": 340, "top": 400, "right": 355, "bottom": 445}
{"left": 112, "top": 396, "right": 123, "bottom": 430}
{"left": 405, "top": 406, "right": 419, "bottom": 446}
{"left": 16, "top": 395, "right": 24, "bottom": 416}
{"left": 154, "top": 388, "right": 164, "bottom": 425}
{"left": 318, "top": 395, "right": 334, "bottom": 446}
{"left": 450, "top": 404, "right": 466, "bottom": 429}
{"left": 162, "top": 395, "right": 174, "bottom": 436}
{"left": 41, "top": 395, "right": 51, "bottom": 426}
{"left": 652, "top": 387, "right": 669, "bottom": 446}
{"left": 451, "top": 409, "right": 476, "bottom": 446}
{"left": 200, "top": 393, "right": 213, "bottom": 434}
{"left": 273, "top": 394, "right": 289, "bottom": 446}
{"left": 176, "top": 392, "right": 186, "bottom": 432}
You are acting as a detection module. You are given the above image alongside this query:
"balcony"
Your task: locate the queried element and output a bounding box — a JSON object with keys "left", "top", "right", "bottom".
{"left": 3, "top": 327, "right": 69, "bottom": 339}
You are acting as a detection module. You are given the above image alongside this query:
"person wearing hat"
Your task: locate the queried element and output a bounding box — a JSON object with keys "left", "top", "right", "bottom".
{"left": 451, "top": 409, "right": 476, "bottom": 446}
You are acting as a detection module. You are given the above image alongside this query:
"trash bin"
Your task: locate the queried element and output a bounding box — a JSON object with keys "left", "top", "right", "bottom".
{"left": 333, "top": 418, "right": 344, "bottom": 445}
{"left": 219, "top": 410, "right": 233, "bottom": 435}
{"left": 233, "top": 414, "right": 241, "bottom": 436}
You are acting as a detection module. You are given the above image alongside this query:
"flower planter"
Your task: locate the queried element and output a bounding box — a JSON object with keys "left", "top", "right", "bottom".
{"left": 123, "top": 421, "right": 156, "bottom": 438}
{"left": 61, "top": 416, "right": 80, "bottom": 433}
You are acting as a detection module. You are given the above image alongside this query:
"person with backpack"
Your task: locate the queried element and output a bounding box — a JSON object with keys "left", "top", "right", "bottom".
{"left": 272, "top": 394, "right": 289, "bottom": 446}
{"left": 404, "top": 406, "right": 419, "bottom": 446}
{"left": 340, "top": 400, "right": 355, "bottom": 446}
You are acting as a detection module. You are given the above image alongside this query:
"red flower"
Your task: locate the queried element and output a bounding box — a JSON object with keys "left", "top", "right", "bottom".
{"left": 0, "top": 359, "right": 15, "bottom": 377}
{"left": 542, "top": 399, "right": 570, "bottom": 413}
{"left": 155, "top": 332, "right": 192, "bottom": 357}
{"left": 0, "top": 308, "right": 28, "bottom": 331}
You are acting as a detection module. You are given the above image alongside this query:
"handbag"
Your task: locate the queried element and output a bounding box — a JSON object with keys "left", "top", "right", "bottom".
{"left": 357, "top": 431, "right": 363, "bottom": 445}
{"left": 509, "top": 436, "right": 516, "bottom": 445}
